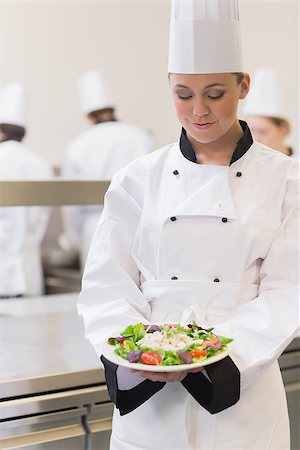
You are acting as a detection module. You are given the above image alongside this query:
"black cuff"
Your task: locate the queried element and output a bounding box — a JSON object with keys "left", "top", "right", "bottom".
{"left": 181, "top": 356, "right": 240, "bottom": 414}
{"left": 100, "top": 356, "right": 166, "bottom": 416}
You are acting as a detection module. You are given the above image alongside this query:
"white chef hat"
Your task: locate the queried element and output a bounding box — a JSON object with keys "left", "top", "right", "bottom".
{"left": 168, "top": 0, "right": 243, "bottom": 74}
{"left": 243, "top": 68, "right": 281, "bottom": 117}
{"left": 0, "top": 82, "right": 27, "bottom": 127}
{"left": 78, "top": 70, "right": 115, "bottom": 115}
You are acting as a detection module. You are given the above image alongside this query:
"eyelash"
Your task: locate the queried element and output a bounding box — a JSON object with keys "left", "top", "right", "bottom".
{"left": 208, "top": 93, "right": 225, "bottom": 100}
{"left": 177, "top": 92, "right": 225, "bottom": 101}
{"left": 177, "top": 95, "right": 192, "bottom": 100}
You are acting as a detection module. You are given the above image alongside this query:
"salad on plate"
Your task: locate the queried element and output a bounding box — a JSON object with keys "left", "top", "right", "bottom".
{"left": 105, "top": 322, "right": 233, "bottom": 369}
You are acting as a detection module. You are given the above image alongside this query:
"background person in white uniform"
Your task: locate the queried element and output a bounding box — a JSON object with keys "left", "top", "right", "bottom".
{"left": 243, "top": 68, "right": 294, "bottom": 157}
{"left": 0, "top": 82, "right": 52, "bottom": 297}
{"left": 62, "top": 70, "right": 154, "bottom": 269}
{"left": 78, "top": 1, "right": 299, "bottom": 449}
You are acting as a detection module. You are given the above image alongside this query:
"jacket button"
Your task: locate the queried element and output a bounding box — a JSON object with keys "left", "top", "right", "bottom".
{"left": 170, "top": 216, "right": 177, "bottom": 221}
{"left": 214, "top": 278, "right": 220, "bottom": 282}
{"left": 173, "top": 170, "right": 179, "bottom": 175}
{"left": 236, "top": 171, "right": 242, "bottom": 177}
{"left": 171, "top": 276, "right": 178, "bottom": 280}
{"left": 222, "top": 217, "right": 228, "bottom": 223}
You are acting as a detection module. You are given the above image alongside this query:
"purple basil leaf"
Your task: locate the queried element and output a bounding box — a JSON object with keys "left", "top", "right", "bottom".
{"left": 178, "top": 351, "right": 193, "bottom": 364}
{"left": 142, "top": 324, "right": 161, "bottom": 333}
{"left": 127, "top": 350, "right": 143, "bottom": 363}
{"left": 148, "top": 325, "right": 162, "bottom": 333}
{"left": 108, "top": 336, "right": 127, "bottom": 344}
{"left": 187, "top": 323, "right": 210, "bottom": 331}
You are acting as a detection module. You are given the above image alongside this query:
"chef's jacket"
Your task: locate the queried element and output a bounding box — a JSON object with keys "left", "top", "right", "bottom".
{"left": 0, "top": 140, "right": 52, "bottom": 297}
{"left": 78, "top": 122, "right": 299, "bottom": 449}
{"left": 62, "top": 121, "right": 154, "bottom": 267}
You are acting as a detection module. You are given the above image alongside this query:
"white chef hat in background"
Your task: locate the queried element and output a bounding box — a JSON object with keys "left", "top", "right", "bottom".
{"left": 78, "top": 70, "right": 115, "bottom": 115}
{"left": 0, "top": 82, "right": 27, "bottom": 127}
{"left": 168, "top": 0, "right": 243, "bottom": 74}
{"left": 243, "top": 68, "right": 281, "bottom": 117}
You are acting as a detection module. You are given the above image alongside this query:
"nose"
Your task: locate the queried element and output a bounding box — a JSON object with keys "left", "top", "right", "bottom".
{"left": 192, "top": 97, "right": 209, "bottom": 117}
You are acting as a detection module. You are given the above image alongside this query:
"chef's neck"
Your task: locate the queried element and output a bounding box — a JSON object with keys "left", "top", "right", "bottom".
{"left": 187, "top": 119, "right": 244, "bottom": 166}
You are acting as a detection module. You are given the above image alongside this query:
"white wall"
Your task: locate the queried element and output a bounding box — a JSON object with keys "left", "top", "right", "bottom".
{"left": 0, "top": 0, "right": 298, "bottom": 166}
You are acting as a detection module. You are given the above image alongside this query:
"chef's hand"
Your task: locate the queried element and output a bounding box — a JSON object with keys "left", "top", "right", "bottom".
{"left": 130, "top": 367, "right": 203, "bottom": 383}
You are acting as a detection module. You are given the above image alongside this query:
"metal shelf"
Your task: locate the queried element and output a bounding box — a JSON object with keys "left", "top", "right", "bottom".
{"left": 0, "top": 180, "right": 110, "bottom": 206}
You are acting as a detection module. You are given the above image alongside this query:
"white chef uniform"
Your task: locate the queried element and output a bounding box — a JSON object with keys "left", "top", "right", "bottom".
{"left": 79, "top": 121, "right": 299, "bottom": 449}
{"left": 62, "top": 70, "right": 154, "bottom": 268}
{"left": 0, "top": 83, "right": 52, "bottom": 297}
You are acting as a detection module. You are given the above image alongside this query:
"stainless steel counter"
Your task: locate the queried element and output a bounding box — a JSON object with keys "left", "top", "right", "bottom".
{"left": 0, "top": 294, "right": 103, "bottom": 397}
{"left": 0, "top": 294, "right": 112, "bottom": 450}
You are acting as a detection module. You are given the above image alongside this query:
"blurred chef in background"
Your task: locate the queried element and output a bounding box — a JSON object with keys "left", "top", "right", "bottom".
{"left": 0, "top": 82, "right": 52, "bottom": 298}
{"left": 62, "top": 70, "right": 154, "bottom": 269}
{"left": 243, "top": 68, "right": 294, "bottom": 157}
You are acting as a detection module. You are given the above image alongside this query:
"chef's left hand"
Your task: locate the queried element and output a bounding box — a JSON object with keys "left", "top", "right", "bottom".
{"left": 130, "top": 367, "right": 203, "bottom": 383}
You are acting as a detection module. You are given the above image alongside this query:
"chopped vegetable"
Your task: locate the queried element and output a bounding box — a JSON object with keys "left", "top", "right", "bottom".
{"left": 178, "top": 351, "right": 193, "bottom": 364}
{"left": 188, "top": 349, "right": 207, "bottom": 358}
{"left": 140, "top": 351, "right": 163, "bottom": 365}
{"left": 203, "top": 338, "right": 222, "bottom": 349}
{"left": 144, "top": 324, "right": 162, "bottom": 333}
{"left": 127, "top": 350, "right": 143, "bottom": 363}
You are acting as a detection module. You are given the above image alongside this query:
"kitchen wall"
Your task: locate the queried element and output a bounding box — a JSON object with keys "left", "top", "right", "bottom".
{"left": 0, "top": 0, "right": 298, "bottom": 165}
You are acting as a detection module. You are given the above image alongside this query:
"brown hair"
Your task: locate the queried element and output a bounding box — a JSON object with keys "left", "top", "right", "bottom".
{"left": 267, "top": 116, "right": 290, "bottom": 132}
{"left": 87, "top": 108, "right": 115, "bottom": 124}
{"left": 233, "top": 72, "right": 245, "bottom": 84}
{"left": 168, "top": 72, "right": 245, "bottom": 83}
{"left": 0, "top": 124, "right": 26, "bottom": 141}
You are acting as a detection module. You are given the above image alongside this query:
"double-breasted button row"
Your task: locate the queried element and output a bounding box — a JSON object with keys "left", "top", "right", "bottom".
{"left": 171, "top": 276, "right": 221, "bottom": 282}
{"left": 173, "top": 169, "right": 241, "bottom": 177}
{"left": 170, "top": 216, "right": 228, "bottom": 223}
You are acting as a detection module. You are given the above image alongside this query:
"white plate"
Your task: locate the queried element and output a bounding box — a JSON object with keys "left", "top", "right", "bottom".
{"left": 102, "top": 338, "right": 231, "bottom": 372}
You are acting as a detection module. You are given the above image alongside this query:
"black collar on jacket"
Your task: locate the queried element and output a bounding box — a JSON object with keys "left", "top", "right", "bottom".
{"left": 179, "top": 120, "right": 253, "bottom": 165}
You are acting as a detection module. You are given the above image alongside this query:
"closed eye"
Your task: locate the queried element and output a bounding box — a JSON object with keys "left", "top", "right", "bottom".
{"left": 208, "top": 92, "right": 225, "bottom": 100}
{"left": 177, "top": 94, "right": 192, "bottom": 100}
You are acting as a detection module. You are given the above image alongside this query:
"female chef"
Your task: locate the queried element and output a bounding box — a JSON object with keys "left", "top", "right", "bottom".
{"left": 78, "top": 1, "right": 299, "bottom": 449}
{"left": 243, "top": 68, "right": 294, "bottom": 157}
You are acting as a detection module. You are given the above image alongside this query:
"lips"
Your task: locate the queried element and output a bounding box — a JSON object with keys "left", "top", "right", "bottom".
{"left": 192, "top": 121, "right": 214, "bottom": 130}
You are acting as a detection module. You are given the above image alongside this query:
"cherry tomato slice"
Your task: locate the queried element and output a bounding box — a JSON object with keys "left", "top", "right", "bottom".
{"left": 140, "top": 351, "right": 163, "bottom": 365}
{"left": 163, "top": 323, "right": 177, "bottom": 328}
{"left": 203, "top": 338, "right": 220, "bottom": 348}
{"left": 188, "top": 349, "right": 207, "bottom": 358}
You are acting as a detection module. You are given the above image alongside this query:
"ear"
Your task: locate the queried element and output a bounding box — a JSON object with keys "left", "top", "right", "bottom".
{"left": 279, "top": 122, "right": 290, "bottom": 138}
{"left": 239, "top": 73, "right": 250, "bottom": 100}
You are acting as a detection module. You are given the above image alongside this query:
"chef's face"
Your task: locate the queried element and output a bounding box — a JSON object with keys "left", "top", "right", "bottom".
{"left": 170, "top": 73, "right": 249, "bottom": 146}
{"left": 246, "top": 116, "right": 288, "bottom": 152}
